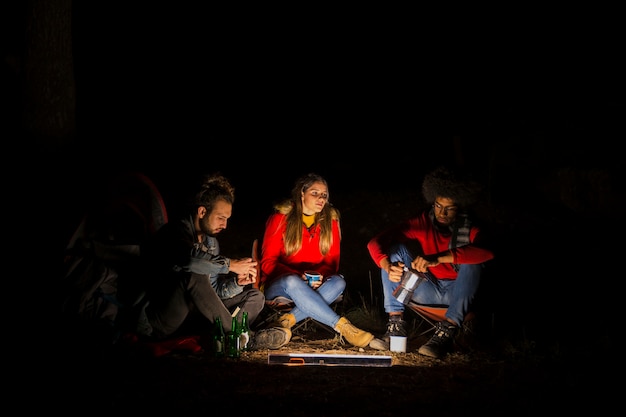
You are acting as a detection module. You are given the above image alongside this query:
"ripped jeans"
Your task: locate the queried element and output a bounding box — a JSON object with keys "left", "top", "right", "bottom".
{"left": 263, "top": 273, "right": 345, "bottom": 329}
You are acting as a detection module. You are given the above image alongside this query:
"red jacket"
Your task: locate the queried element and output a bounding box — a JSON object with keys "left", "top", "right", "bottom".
{"left": 260, "top": 212, "right": 341, "bottom": 288}
{"left": 367, "top": 210, "right": 494, "bottom": 280}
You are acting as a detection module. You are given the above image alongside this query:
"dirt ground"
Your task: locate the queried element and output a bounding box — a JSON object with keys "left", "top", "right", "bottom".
{"left": 43, "top": 311, "right": 616, "bottom": 416}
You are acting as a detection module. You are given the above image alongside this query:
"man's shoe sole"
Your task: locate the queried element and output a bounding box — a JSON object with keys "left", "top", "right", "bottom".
{"left": 417, "top": 345, "right": 443, "bottom": 359}
{"left": 251, "top": 327, "right": 291, "bottom": 350}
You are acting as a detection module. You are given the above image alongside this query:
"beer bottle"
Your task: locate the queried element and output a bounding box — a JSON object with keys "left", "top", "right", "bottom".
{"left": 226, "top": 315, "right": 240, "bottom": 358}
{"left": 213, "top": 316, "right": 225, "bottom": 358}
{"left": 239, "top": 311, "right": 250, "bottom": 351}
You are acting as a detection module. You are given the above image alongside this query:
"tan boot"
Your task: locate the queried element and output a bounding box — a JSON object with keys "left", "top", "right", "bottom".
{"left": 334, "top": 317, "right": 375, "bottom": 348}
{"left": 277, "top": 313, "right": 296, "bottom": 329}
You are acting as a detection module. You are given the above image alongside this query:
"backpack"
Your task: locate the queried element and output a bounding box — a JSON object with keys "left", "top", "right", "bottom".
{"left": 60, "top": 171, "right": 168, "bottom": 345}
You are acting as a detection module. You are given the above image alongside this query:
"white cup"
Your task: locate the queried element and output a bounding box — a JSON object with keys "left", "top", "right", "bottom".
{"left": 389, "top": 336, "right": 407, "bottom": 353}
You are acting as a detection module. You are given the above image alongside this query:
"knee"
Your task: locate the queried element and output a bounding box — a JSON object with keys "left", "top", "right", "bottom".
{"left": 329, "top": 275, "right": 346, "bottom": 292}
{"left": 245, "top": 290, "right": 266, "bottom": 311}
{"left": 459, "top": 263, "right": 484, "bottom": 276}
{"left": 283, "top": 273, "right": 305, "bottom": 289}
{"left": 250, "top": 289, "right": 265, "bottom": 303}
{"left": 388, "top": 243, "right": 412, "bottom": 263}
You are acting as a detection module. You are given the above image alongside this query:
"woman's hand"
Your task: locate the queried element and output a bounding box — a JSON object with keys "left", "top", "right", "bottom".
{"left": 309, "top": 275, "right": 323, "bottom": 290}
{"left": 301, "top": 273, "right": 323, "bottom": 290}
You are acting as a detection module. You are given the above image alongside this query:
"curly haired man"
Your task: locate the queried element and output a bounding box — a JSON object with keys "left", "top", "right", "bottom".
{"left": 367, "top": 166, "right": 494, "bottom": 358}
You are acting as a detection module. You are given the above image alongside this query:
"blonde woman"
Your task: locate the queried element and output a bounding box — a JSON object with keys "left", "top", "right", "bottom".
{"left": 261, "top": 173, "right": 385, "bottom": 350}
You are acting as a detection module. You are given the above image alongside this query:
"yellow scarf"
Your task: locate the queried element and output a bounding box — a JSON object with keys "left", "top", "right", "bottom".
{"left": 302, "top": 213, "right": 315, "bottom": 229}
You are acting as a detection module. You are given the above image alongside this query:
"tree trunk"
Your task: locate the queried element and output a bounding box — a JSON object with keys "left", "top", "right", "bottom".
{"left": 22, "top": 0, "right": 75, "bottom": 149}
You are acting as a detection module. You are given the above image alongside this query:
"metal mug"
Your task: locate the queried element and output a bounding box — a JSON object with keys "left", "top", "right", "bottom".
{"left": 390, "top": 336, "right": 407, "bottom": 353}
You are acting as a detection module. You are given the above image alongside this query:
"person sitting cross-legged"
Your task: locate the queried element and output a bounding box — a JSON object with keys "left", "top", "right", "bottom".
{"left": 260, "top": 173, "right": 386, "bottom": 351}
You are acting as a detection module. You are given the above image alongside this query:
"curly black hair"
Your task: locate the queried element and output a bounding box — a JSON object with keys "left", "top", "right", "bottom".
{"left": 421, "top": 166, "right": 483, "bottom": 209}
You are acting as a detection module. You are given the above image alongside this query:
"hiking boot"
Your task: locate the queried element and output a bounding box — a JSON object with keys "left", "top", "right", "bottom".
{"left": 248, "top": 327, "right": 291, "bottom": 350}
{"left": 334, "top": 317, "right": 374, "bottom": 348}
{"left": 277, "top": 313, "right": 296, "bottom": 329}
{"left": 383, "top": 315, "right": 407, "bottom": 343}
{"left": 417, "top": 321, "right": 458, "bottom": 359}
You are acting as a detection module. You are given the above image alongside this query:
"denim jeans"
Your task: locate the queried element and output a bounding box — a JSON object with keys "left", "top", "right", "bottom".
{"left": 381, "top": 244, "right": 482, "bottom": 326}
{"left": 263, "top": 273, "right": 346, "bottom": 329}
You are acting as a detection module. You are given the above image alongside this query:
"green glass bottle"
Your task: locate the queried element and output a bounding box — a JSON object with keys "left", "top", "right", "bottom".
{"left": 239, "top": 311, "right": 250, "bottom": 351}
{"left": 226, "top": 315, "right": 240, "bottom": 358}
{"left": 213, "top": 316, "right": 225, "bottom": 358}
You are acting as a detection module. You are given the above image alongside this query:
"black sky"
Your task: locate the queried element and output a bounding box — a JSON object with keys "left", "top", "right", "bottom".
{"left": 4, "top": 3, "right": 623, "bottom": 235}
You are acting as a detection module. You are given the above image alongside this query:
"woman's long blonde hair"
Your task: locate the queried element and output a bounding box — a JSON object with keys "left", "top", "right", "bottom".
{"left": 275, "top": 173, "right": 340, "bottom": 256}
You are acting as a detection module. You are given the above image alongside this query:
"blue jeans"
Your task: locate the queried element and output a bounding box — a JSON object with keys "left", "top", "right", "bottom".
{"left": 264, "top": 274, "right": 346, "bottom": 329}
{"left": 381, "top": 244, "right": 482, "bottom": 326}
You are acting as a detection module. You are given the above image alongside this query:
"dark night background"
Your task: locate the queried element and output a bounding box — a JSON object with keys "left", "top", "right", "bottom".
{"left": 4, "top": 2, "right": 623, "bottom": 322}
{"left": 3, "top": 2, "right": 622, "bottom": 328}
{"left": 3, "top": 3, "right": 624, "bottom": 413}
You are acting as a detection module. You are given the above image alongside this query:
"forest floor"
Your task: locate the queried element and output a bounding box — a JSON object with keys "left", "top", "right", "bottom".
{"left": 45, "top": 305, "right": 616, "bottom": 416}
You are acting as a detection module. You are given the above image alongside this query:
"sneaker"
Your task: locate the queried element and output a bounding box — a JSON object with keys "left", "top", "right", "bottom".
{"left": 248, "top": 327, "right": 291, "bottom": 350}
{"left": 368, "top": 337, "right": 389, "bottom": 351}
{"left": 383, "top": 315, "right": 407, "bottom": 343}
{"left": 417, "top": 321, "right": 458, "bottom": 359}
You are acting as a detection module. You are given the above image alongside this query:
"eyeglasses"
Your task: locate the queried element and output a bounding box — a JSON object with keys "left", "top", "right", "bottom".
{"left": 433, "top": 201, "right": 458, "bottom": 215}
{"left": 308, "top": 190, "right": 328, "bottom": 200}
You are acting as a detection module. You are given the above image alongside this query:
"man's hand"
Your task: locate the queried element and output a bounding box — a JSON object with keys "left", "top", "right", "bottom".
{"left": 230, "top": 258, "right": 258, "bottom": 285}
{"left": 411, "top": 255, "right": 438, "bottom": 273}
{"left": 381, "top": 258, "right": 404, "bottom": 283}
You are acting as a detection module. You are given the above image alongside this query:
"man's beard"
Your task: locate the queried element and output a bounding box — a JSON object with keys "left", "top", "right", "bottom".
{"left": 200, "top": 218, "right": 218, "bottom": 237}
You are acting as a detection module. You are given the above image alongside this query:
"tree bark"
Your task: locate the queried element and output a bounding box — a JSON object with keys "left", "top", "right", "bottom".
{"left": 22, "top": 0, "right": 75, "bottom": 149}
